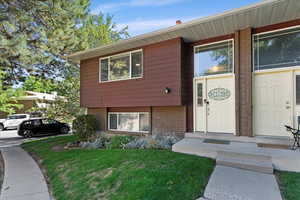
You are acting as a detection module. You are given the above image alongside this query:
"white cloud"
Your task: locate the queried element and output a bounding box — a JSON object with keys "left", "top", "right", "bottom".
{"left": 91, "top": 0, "right": 186, "bottom": 14}
{"left": 118, "top": 17, "right": 196, "bottom": 36}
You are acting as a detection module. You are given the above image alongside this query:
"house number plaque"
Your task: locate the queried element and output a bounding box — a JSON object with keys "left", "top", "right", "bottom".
{"left": 208, "top": 88, "right": 231, "bottom": 101}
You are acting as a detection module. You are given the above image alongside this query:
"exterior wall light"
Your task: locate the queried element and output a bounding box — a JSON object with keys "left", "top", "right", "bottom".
{"left": 164, "top": 87, "right": 171, "bottom": 94}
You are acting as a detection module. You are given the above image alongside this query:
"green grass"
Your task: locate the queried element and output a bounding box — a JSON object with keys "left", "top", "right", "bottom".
{"left": 277, "top": 171, "right": 300, "bottom": 200}
{"left": 22, "top": 136, "right": 214, "bottom": 200}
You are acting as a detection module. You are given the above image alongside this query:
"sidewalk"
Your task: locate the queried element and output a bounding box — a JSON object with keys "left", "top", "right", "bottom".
{"left": 0, "top": 147, "right": 50, "bottom": 200}
{"left": 200, "top": 165, "right": 282, "bottom": 200}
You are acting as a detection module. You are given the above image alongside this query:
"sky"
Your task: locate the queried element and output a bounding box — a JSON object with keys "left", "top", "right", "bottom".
{"left": 90, "top": 0, "right": 262, "bottom": 36}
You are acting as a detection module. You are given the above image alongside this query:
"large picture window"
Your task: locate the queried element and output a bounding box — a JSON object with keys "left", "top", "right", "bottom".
{"left": 254, "top": 26, "right": 300, "bottom": 71}
{"left": 108, "top": 112, "right": 150, "bottom": 133}
{"left": 100, "top": 50, "right": 143, "bottom": 82}
{"left": 194, "top": 40, "right": 233, "bottom": 76}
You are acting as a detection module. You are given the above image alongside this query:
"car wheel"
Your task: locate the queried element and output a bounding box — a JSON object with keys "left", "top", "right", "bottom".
{"left": 23, "top": 130, "right": 34, "bottom": 138}
{"left": 60, "top": 127, "right": 69, "bottom": 134}
{"left": 0, "top": 124, "right": 3, "bottom": 131}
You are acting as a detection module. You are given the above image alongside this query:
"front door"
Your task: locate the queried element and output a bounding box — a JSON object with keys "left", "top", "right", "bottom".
{"left": 253, "top": 71, "right": 293, "bottom": 136}
{"left": 195, "top": 75, "right": 235, "bottom": 134}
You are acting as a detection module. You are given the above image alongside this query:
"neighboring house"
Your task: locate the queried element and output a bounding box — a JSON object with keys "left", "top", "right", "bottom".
{"left": 0, "top": 91, "right": 59, "bottom": 118}
{"left": 68, "top": 0, "right": 300, "bottom": 137}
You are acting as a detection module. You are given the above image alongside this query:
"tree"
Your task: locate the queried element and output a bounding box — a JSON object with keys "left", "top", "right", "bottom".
{"left": 0, "top": 0, "right": 90, "bottom": 85}
{"left": 0, "top": 70, "right": 23, "bottom": 115}
{"left": 78, "top": 13, "right": 129, "bottom": 49}
{"left": 1, "top": 0, "right": 129, "bottom": 121}
{"left": 22, "top": 76, "right": 58, "bottom": 93}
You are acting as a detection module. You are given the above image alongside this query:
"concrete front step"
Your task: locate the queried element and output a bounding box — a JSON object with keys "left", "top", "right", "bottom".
{"left": 216, "top": 151, "right": 274, "bottom": 174}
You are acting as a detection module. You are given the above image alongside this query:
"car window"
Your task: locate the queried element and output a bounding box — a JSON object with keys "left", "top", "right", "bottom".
{"left": 32, "top": 120, "right": 41, "bottom": 126}
{"left": 42, "top": 119, "right": 57, "bottom": 125}
{"left": 8, "top": 115, "right": 27, "bottom": 120}
{"left": 22, "top": 121, "right": 32, "bottom": 126}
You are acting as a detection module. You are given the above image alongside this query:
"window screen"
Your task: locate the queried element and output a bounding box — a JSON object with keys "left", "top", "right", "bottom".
{"left": 109, "top": 114, "right": 118, "bottom": 129}
{"left": 100, "top": 59, "right": 109, "bottom": 81}
{"left": 108, "top": 113, "right": 149, "bottom": 133}
{"left": 100, "top": 50, "right": 143, "bottom": 82}
{"left": 254, "top": 26, "right": 300, "bottom": 71}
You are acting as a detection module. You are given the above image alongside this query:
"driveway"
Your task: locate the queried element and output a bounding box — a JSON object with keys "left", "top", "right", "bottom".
{"left": 0, "top": 130, "right": 25, "bottom": 148}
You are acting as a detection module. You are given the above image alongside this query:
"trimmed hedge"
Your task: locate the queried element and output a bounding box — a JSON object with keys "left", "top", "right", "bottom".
{"left": 72, "top": 115, "right": 97, "bottom": 141}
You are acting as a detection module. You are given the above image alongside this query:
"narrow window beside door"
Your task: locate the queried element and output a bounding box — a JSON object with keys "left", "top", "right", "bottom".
{"left": 296, "top": 75, "right": 300, "bottom": 105}
{"left": 197, "top": 83, "right": 203, "bottom": 106}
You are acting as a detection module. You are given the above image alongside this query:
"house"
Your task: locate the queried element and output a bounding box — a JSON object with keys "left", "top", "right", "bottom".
{"left": 0, "top": 91, "right": 59, "bottom": 118}
{"left": 68, "top": 0, "right": 300, "bottom": 138}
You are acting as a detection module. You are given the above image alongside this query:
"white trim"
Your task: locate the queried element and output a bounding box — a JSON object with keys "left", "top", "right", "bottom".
{"left": 193, "top": 39, "right": 235, "bottom": 78}
{"left": 253, "top": 24, "right": 300, "bottom": 37}
{"left": 252, "top": 25, "right": 300, "bottom": 72}
{"left": 253, "top": 66, "right": 300, "bottom": 74}
{"left": 99, "top": 49, "right": 143, "bottom": 83}
{"left": 108, "top": 112, "right": 150, "bottom": 133}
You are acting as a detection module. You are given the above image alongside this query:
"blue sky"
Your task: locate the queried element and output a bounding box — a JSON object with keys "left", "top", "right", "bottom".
{"left": 90, "top": 0, "right": 261, "bottom": 36}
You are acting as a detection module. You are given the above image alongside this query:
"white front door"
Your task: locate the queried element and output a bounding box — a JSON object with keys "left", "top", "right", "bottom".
{"left": 195, "top": 75, "right": 235, "bottom": 134}
{"left": 253, "top": 71, "right": 293, "bottom": 136}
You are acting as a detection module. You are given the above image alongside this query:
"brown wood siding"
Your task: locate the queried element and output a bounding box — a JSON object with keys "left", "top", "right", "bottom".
{"left": 108, "top": 107, "right": 150, "bottom": 112}
{"left": 182, "top": 42, "right": 194, "bottom": 132}
{"left": 236, "top": 27, "right": 253, "bottom": 137}
{"left": 87, "top": 108, "right": 107, "bottom": 131}
{"left": 152, "top": 106, "right": 186, "bottom": 136}
{"left": 80, "top": 38, "right": 182, "bottom": 108}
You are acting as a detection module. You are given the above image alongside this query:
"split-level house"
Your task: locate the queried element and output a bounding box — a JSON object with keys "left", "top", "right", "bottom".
{"left": 68, "top": 0, "right": 300, "bottom": 138}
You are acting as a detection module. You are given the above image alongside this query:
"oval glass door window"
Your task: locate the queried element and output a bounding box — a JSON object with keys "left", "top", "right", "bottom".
{"left": 208, "top": 88, "right": 231, "bottom": 101}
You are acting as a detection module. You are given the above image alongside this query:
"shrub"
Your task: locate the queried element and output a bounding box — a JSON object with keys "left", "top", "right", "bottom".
{"left": 72, "top": 115, "right": 97, "bottom": 141}
{"left": 106, "top": 135, "right": 135, "bottom": 149}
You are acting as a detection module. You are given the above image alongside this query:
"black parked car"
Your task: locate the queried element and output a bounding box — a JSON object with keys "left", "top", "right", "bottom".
{"left": 18, "top": 118, "right": 70, "bottom": 138}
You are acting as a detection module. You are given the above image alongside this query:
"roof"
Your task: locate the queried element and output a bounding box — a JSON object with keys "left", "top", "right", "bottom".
{"left": 19, "top": 91, "right": 62, "bottom": 101}
{"left": 68, "top": 0, "right": 300, "bottom": 62}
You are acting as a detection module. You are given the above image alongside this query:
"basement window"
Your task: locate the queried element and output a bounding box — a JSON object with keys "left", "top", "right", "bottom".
{"left": 194, "top": 40, "right": 233, "bottom": 76}
{"left": 108, "top": 112, "right": 150, "bottom": 133}
{"left": 99, "top": 50, "right": 143, "bottom": 82}
{"left": 253, "top": 26, "right": 300, "bottom": 71}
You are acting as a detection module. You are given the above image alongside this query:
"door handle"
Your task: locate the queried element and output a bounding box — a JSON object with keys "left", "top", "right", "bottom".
{"left": 286, "top": 106, "right": 291, "bottom": 109}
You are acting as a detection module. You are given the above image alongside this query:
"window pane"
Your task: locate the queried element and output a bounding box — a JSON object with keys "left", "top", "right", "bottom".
{"left": 109, "top": 54, "right": 130, "bottom": 80}
{"left": 139, "top": 113, "right": 150, "bottom": 132}
{"left": 197, "top": 83, "right": 203, "bottom": 106}
{"left": 118, "top": 113, "right": 139, "bottom": 132}
{"left": 254, "top": 27, "right": 300, "bottom": 70}
{"left": 100, "top": 59, "right": 109, "bottom": 82}
{"left": 296, "top": 76, "right": 300, "bottom": 105}
{"left": 194, "top": 41, "right": 233, "bottom": 76}
{"left": 131, "top": 51, "right": 142, "bottom": 78}
{"left": 109, "top": 114, "right": 118, "bottom": 129}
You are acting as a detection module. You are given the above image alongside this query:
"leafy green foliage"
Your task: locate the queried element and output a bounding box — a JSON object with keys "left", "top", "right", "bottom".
{"left": 72, "top": 115, "right": 97, "bottom": 141}
{"left": 0, "top": 0, "right": 129, "bottom": 85}
{"left": 0, "top": 70, "right": 24, "bottom": 115}
{"left": 22, "top": 136, "right": 214, "bottom": 200}
{"left": 22, "top": 76, "right": 58, "bottom": 94}
{"left": 106, "top": 135, "right": 135, "bottom": 149}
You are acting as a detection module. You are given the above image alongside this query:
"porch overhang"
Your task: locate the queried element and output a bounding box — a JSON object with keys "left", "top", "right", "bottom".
{"left": 68, "top": 0, "right": 300, "bottom": 62}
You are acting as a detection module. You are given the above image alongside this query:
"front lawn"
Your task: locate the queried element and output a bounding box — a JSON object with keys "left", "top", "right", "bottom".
{"left": 22, "top": 136, "right": 214, "bottom": 200}
{"left": 277, "top": 171, "right": 300, "bottom": 200}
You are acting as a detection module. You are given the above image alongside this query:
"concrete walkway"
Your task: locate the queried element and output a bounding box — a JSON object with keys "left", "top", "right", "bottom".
{"left": 200, "top": 165, "right": 282, "bottom": 200}
{"left": 0, "top": 147, "right": 50, "bottom": 200}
